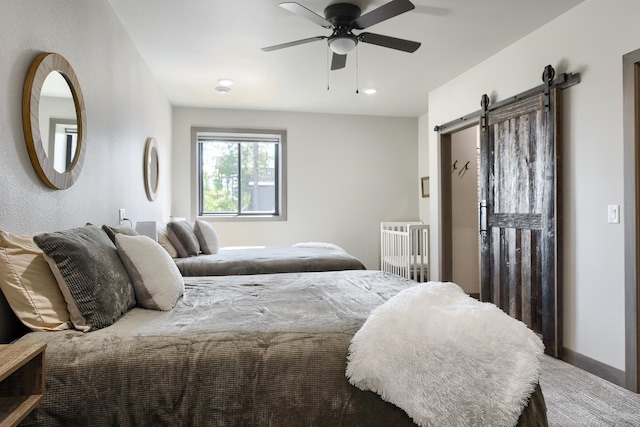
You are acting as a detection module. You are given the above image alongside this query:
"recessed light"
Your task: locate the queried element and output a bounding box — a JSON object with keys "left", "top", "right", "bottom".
{"left": 218, "top": 79, "right": 234, "bottom": 87}
{"left": 215, "top": 86, "right": 231, "bottom": 94}
{"left": 363, "top": 88, "right": 377, "bottom": 95}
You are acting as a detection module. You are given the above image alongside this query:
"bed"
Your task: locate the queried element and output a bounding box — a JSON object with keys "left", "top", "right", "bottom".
{"left": 380, "top": 221, "right": 430, "bottom": 282}
{"left": 12, "top": 270, "right": 546, "bottom": 427}
{"left": 0, "top": 226, "right": 547, "bottom": 426}
{"left": 136, "top": 220, "right": 367, "bottom": 276}
{"left": 173, "top": 244, "right": 366, "bottom": 276}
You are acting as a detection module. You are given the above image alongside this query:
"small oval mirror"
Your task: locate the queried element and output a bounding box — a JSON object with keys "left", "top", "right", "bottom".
{"left": 23, "top": 52, "right": 86, "bottom": 190}
{"left": 144, "top": 137, "right": 159, "bottom": 201}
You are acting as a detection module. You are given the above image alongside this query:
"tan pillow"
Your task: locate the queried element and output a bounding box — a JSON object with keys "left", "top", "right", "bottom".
{"left": 157, "top": 224, "right": 178, "bottom": 258}
{"left": 0, "top": 231, "right": 71, "bottom": 331}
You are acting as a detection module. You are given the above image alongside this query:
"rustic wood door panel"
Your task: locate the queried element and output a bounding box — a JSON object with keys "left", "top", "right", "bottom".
{"left": 480, "top": 89, "right": 561, "bottom": 357}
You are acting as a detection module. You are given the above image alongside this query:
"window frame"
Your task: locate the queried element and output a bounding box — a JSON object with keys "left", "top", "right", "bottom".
{"left": 191, "top": 127, "right": 287, "bottom": 222}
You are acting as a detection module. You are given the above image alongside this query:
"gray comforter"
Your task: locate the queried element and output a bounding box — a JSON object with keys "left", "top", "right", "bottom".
{"left": 17, "top": 270, "right": 546, "bottom": 426}
{"left": 173, "top": 246, "right": 366, "bottom": 276}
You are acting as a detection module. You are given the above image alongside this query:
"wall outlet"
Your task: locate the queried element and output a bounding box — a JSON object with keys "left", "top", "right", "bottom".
{"left": 119, "top": 208, "right": 126, "bottom": 223}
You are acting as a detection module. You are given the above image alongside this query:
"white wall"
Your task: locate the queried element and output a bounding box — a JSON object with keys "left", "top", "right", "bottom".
{"left": 422, "top": 0, "right": 640, "bottom": 370}
{"left": 0, "top": 0, "right": 172, "bottom": 234}
{"left": 418, "top": 113, "right": 431, "bottom": 225}
{"left": 172, "top": 107, "right": 419, "bottom": 269}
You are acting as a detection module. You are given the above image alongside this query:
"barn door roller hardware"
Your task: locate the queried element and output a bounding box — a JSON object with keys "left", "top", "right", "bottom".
{"left": 543, "top": 64, "right": 555, "bottom": 112}
{"left": 434, "top": 65, "right": 580, "bottom": 133}
{"left": 480, "top": 93, "right": 490, "bottom": 132}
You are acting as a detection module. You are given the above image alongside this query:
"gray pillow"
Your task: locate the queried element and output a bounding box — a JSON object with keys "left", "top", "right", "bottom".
{"left": 102, "top": 224, "right": 139, "bottom": 244}
{"left": 34, "top": 225, "right": 136, "bottom": 331}
{"left": 193, "top": 219, "right": 220, "bottom": 254}
{"left": 166, "top": 221, "right": 200, "bottom": 258}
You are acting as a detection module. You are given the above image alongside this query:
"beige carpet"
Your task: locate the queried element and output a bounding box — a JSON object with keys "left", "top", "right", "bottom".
{"left": 540, "top": 355, "right": 640, "bottom": 426}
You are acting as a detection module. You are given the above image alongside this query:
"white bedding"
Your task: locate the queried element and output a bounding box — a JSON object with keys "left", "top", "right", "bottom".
{"left": 346, "top": 281, "right": 544, "bottom": 427}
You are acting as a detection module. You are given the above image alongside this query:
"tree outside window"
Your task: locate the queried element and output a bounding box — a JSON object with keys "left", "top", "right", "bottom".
{"left": 195, "top": 128, "right": 285, "bottom": 219}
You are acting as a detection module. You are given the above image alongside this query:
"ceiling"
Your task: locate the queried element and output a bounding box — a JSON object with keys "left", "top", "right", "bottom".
{"left": 107, "top": 0, "right": 583, "bottom": 117}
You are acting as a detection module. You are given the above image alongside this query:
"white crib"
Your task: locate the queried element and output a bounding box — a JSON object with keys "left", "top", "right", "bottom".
{"left": 380, "top": 222, "right": 430, "bottom": 282}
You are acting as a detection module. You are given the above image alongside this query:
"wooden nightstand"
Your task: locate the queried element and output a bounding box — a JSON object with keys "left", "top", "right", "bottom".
{"left": 0, "top": 344, "right": 46, "bottom": 427}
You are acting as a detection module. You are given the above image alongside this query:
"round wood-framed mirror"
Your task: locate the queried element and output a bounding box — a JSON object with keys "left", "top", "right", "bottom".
{"left": 144, "top": 137, "right": 159, "bottom": 201}
{"left": 22, "top": 52, "right": 87, "bottom": 189}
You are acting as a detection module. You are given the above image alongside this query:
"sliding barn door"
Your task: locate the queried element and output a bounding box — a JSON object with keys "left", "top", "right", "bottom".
{"left": 479, "top": 87, "right": 561, "bottom": 357}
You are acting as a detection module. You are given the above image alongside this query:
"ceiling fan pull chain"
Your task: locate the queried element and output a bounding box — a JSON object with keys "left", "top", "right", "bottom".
{"left": 355, "top": 45, "right": 359, "bottom": 94}
{"left": 327, "top": 46, "right": 331, "bottom": 91}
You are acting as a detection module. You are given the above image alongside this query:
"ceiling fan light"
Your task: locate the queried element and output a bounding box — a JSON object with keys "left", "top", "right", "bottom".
{"left": 329, "top": 36, "right": 357, "bottom": 55}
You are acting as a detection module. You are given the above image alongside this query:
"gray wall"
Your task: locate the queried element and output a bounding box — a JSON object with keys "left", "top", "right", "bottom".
{"left": 423, "top": 0, "right": 640, "bottom": 371}
{"left": 0, "top": 0, "right": 172, "bottom": 234}
{"left": 0, "top": 0, "right": 417, "bottom": 322}
{"left": 172, "top": 107, "right": 420, "bottom": 269}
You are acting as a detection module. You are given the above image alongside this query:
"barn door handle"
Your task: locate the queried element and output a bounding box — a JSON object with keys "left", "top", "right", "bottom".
{"left": 479, "top": 200, "right": 487, "bottom": 236}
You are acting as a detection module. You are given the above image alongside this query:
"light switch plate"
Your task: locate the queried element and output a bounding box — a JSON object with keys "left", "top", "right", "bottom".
{"left": 608, "top": 204, "right": 620, "bottom": 224}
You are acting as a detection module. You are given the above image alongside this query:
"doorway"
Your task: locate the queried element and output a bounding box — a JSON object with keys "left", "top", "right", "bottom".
{"left": 451, "top": 126, "right": 480, "bottom": 296}
{"left": 440, "top": 124, "right": 480, "bottom": 296}
{"left": 437, "top": 66, "right": 576, "bottom": 362}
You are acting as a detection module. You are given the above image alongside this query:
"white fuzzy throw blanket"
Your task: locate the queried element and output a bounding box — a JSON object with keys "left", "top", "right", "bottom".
{"left": 346, "top": 282, "right": 544, "bottom": 427}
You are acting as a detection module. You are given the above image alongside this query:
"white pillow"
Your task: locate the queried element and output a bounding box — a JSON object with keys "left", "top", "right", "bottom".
{"left": 193, "top": 220, "right": 220, "bottom": 254}
{"left": 116, "top": 234, "right": 184, "bottom": 311}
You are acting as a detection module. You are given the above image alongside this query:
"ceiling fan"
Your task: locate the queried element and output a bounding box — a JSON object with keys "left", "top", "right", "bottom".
{"left": 262, "top": 0, "right": 421, "bottom": 71}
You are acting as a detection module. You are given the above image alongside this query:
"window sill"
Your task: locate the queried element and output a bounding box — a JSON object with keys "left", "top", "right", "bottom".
{"left": 197, "top": 214, "right": 286, "bottom": 222}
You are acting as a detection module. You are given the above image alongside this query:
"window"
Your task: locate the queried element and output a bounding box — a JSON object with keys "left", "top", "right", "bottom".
{"left": 193, "top": 128, "right": 286, "bottom": 220}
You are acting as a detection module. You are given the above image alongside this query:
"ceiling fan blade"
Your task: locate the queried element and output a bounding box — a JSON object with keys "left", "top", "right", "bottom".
{"left": 358, "top": 32, "right": 420, "bottom": 52}
{"left": 262, "top": 36, "right": 326, "bottom": 52}
{"left": 279, "top": 2, "right": 332, "bottom": 28}
{"left": 331, "top": 53, "right": 347, "bottom": 70}
{"left": 353, "top": 0, "right": 415, "bottom": 30}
